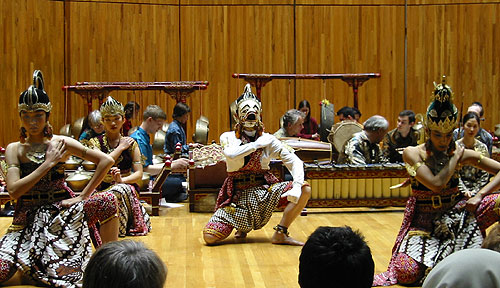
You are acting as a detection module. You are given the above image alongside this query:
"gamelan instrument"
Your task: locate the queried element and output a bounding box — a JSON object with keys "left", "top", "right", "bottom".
{"left": 304, "top": 162, "right": 409, "bottom": 208}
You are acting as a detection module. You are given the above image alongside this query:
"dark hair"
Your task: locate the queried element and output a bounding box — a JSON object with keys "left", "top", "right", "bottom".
{"left": 336, "top": 106, "right": 356, "bottom": 119}
{"left": 399, "top": 110, "right": 416, "bottom": 124}
{"left": 298, "top": 100, "right": 311, "bottom": 122}
{"left": 172, "top": 102, "right": 191, "bottom": 119}
{"left": 83, "top": 240, "right": 167, "bottom": 288}
{"left": 124, "top": 101, "right": 140, "bottom": 120}
{"left": 352, "top": 107, "right": 361, "bottom": 117}
{"left": 471, "top": 101, "right": 484, "bottom": 117}
{"left": 299, "top": 226, "right": 374, "bottom": 288}
{"left": 462, "top": 111, "right": 480, "bottom": 126}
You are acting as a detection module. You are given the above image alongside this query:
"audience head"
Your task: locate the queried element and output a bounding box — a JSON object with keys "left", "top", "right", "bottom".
{"left": 143, "top": 105, "right": 167, "bottom": 134}
{"left": 336, "top": 106, "right": 356, "bottom": 121}
{"left": 299, "top": 226, "right": 374, "bottom": 288}
{"left": 397, "top": 110, "right": 415, "bottom": 137}
{"left": 282, "top": 109, "right": 305, "bottom": 137}
{"left": 422, "top": 249, "right": 500, "bottom": 288}
{"left": 172, "top": 103, "right": 191, "bottom": 124}
{"left": 298, "top": 100, "right": 312, "bottom": 121}
{"left": 83, "top": 240, "right": 167, "bottom": 288}
{"left": 124, "top": 101, "right": 140, "bottom": 120}
{"left": 88, "top": 110, "right": 104, "bottom": 134}
{"left": 482, "top": 223, "right": 500, "bottom": 252}
{"left": 363, "top": 115, "right": 389, "bottom": 143}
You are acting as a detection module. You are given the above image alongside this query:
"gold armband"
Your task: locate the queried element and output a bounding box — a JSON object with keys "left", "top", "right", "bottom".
{"left": 7, "top": 164, "right": 20, "bottom": 169}
{"left": 405, "top": 161, "right": 423, "bottom": 177}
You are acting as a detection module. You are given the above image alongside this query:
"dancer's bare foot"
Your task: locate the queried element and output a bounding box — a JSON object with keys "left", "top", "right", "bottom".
{"left": 234, "top": 230, "right": 247, "bottom": 239}
{"left": 271, "top": 231, "right": 304, "bottom": 246}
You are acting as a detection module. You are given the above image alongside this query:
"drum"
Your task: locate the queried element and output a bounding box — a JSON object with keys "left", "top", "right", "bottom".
{"left": 319, "top": 102, "right": 334, "bottom": 142}
{"left": 327, "top": 120, "right": 363, "bottom": 153}
{"left": 192, "top": 115, "right": 209, "bottom": 145}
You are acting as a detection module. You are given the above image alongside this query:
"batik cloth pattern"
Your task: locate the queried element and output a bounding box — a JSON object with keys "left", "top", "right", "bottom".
{"left": 101, "top": 183, "right": 151, "bottom": 237}
{"left": 457, "top": 139, "right": 490, "bottom": 196}
{"left": 373, "top": 177, "right": 500, "bottom": 286}
{"left": 205, "top": 149, "right": 293, "bottom": 238}
{"left": 90, "top": 134, "right": 151, "bottom": 237}
{"left": 0, "top": 162, "right": 118, "bottom": 287}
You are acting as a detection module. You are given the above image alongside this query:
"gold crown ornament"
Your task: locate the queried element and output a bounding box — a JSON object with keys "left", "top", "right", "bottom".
{"left": 100, "top": 96, "right": 125, "bottom": 117}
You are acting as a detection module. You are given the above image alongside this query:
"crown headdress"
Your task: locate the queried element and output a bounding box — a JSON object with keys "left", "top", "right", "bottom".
{"left": 18, "top": 70, "right": 52, "bottom": 113}
{"left": 100, "top": 96, "right": 124, "bottom": 117}
{"left": 425, "top": 75, "right": 459, "bottom": 133}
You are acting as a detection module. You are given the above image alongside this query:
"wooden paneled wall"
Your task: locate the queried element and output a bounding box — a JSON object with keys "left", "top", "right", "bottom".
{"left": 0, "top": 0, "right": 498, "bottom": 147}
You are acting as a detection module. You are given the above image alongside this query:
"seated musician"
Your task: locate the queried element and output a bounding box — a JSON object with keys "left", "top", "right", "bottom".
{"left": 79, "top": 110, "right": 105, "bottom": 146}
{"left": 162, "top": 102, "right": 199, "bottom": 202}
{"left": 352, "top": 107, "right": 362, "bottom": 122}
{"left": 273, "top": 109, "right": 305, "bottom": 138}
{"left": 336, "top": 106, "right": 356, "bottom": 122}
{"left": 130, "top": 105, "right": 189, "bottom": 178}
{"left": 337, "top": 115, "right": 389, "bottom": 165}
{"left": 453, "top": 102, "right": 493, "bottom": 156}
{"left": 382, "top": 110, "right": 419, "bottom": 163}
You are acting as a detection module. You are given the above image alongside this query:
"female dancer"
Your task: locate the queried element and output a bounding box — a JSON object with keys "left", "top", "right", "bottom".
{"left": 373, "top": 77, "right": 500, "bottom": 286}
{"left": 457, "top": 112, "right": 490, "bottom": 197}
{"left": 89, "top": 96, "right": 151, "bottom": 237}
{"left": 297, "top": 100, "right": 319, "bottom": 140}
{"left": 2, "top": 70, "right": 118, "bottom": 287}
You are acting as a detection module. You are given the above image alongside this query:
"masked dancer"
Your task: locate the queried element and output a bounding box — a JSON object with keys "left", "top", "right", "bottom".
{"left": 203, "top": 84, "right": 311, "bottom": 246}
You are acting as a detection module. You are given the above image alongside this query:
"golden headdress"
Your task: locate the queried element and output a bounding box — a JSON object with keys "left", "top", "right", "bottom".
{"left": 425, "top": 76, "right": 459, "bottom": 133}
{"left": 18, "top": 70, "right": 52, "bottom": 113}
{"left": 100, "top": 96, "right": 124, "bottom": 117}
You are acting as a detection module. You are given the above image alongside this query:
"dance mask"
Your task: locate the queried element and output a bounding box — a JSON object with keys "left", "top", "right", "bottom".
{"left": 425, "top": 76, "right": 458, "bottom": 134}
{"left": 236, "top": 84, "right": 262, "bottom": 132}
{"left": 100, "top": 96, "right": 125, "bottom": 118}
{"left": 18, "top": 70, "right": 52, "bottom": 113}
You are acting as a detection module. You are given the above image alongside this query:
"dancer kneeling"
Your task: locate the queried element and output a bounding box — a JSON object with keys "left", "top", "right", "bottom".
{"left": 89, "top": 96, "right": 151, "bottom": 237}
{"left": 2, "top": 71, "right": 118, "bottom": 287}
{"left": 203, "top": 84, "right": 311, "bottom": 246}
{"left": 373, "top": 76, "right": 500, "bottom": 286}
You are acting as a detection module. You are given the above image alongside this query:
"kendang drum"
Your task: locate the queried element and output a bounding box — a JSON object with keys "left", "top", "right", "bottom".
{"left": 328, "top": 120, "right": 363, "bottom": 154}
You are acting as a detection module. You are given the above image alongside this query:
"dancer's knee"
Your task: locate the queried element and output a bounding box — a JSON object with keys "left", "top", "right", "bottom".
{"left": 393, "top": 253, "right": 426, "bottom": 285}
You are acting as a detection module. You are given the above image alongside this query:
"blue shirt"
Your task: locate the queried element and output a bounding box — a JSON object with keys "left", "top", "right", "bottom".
{"left": 163, "top": 119, "right": 189, "bottom": 155}
{"left": 130, "top": 127, "right": 153, "bottom": 167}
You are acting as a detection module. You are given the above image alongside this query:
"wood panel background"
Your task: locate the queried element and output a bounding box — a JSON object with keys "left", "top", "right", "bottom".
{"left": 0, "top": 0, "right": 498, "bottom": 147}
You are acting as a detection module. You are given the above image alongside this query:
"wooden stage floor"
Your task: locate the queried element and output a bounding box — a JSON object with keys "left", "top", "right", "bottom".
{"left": 0, "top": 204, "right": 415, "bottom": 288}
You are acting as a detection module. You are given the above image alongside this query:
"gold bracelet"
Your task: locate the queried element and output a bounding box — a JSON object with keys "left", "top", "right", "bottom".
{"left": 7, "top": 164, "right": 20, "bottom": 169}
{"left": 478, "top": 154, "right": 485, "bottom": 164}
{"left": 82, "top": 146, "right": 88, "bottom": 158}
